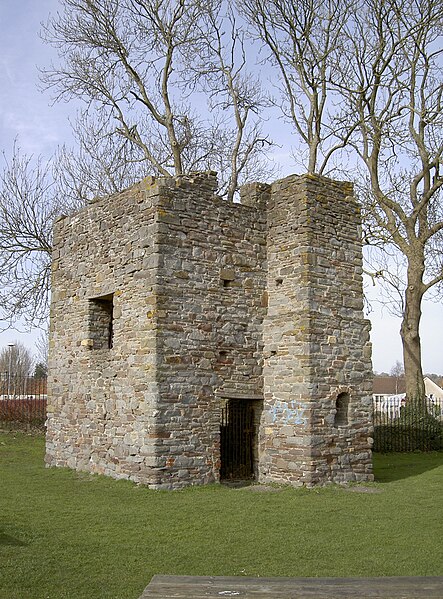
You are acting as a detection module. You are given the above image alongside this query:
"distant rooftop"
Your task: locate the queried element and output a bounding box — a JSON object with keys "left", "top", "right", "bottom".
{"left": 373, "top": 376, "right": 406, "bottom": 395}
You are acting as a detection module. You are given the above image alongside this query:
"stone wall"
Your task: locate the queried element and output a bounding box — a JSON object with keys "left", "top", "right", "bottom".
{"left": 261, "top": 175, "right": 373, "bottom": 486}
{"left": 46, "top": 171, "right": 373, "bottom": 488}
{"left": 46, "top": 180, "right": 161, "bottom": 483}
{"left": 145, "top": 173, "right": 267, "bottom": 488}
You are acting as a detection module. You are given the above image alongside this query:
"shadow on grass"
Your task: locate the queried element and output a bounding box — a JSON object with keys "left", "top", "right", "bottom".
{"left": 374, "top": 451, "right": 443, "bottom": 483}
{"left": 0, "top": 531, "right": 28, "bottom": 547}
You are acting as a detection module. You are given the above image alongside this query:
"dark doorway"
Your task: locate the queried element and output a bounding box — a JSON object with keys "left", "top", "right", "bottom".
{"left": 220, "top": 400, "right": 255, "bottom": 480}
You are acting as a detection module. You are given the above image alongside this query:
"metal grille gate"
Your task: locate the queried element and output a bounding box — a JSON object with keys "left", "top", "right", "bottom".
{"left": 220, "top": 400, "right": 255, "bottom": 480}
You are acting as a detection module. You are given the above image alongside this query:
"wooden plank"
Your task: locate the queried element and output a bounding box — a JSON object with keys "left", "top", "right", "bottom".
{"left": 139, "top": 575, "right": 443, "bottom": 598}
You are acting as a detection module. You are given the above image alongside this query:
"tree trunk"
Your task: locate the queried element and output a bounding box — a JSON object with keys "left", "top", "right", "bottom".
{"left": 400, "top": 265, "right": 425, "bottom": 400}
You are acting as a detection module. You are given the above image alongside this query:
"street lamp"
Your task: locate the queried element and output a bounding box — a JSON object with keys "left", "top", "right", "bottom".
{"left": 7, "top": 343, "right": 14, "bottom": 398}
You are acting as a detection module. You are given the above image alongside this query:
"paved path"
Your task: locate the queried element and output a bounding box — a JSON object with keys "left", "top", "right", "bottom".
{"left": 139, "top": 575, "right": 443, "bottom": 598}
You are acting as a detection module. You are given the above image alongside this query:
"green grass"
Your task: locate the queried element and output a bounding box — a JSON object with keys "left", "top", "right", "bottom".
{"left": 1, "top": 433, "right": 442, "bottom": 599}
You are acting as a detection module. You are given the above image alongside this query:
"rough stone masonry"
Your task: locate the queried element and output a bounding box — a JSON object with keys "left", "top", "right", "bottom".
{"left": 45, "top": 172, "right": 374, "bottom": 488}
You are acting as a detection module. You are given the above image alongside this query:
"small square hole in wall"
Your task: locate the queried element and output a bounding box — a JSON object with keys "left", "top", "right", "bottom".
{"left": 220, "top": 268, "right": 235, "bottom": 288}
{"left": 217, "top": 350, "right": 233, "bottom": 365}
{"left": 275, "top": 278, "right": 283, "bottom": 286}
{"left": 89, "top": 293, "right": 114, "bottom": 349}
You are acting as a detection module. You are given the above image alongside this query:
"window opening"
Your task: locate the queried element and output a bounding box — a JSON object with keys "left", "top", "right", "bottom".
{"left": 89, "top": 294, "right": 114, "bottom": 349}
{"left": 334, "top": 392, "right": 350, "bottom": 426}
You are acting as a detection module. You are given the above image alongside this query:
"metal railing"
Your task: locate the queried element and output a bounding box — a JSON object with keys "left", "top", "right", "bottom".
{"left": 373, "top": 395, "right": 443, "bottom": 452}
{"left": 0, "top": 376, "right": 47, "bottom": 430}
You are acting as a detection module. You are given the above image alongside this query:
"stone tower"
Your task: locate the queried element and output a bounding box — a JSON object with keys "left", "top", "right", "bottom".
{"left": 46, "top": 172, "right": 373, "bottom": 488}
{"left": 261, "top": 175, "right": 373, "bottom": 485}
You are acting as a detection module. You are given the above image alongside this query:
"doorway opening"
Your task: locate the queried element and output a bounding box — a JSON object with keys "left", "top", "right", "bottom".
{"left": 220, "top": 399, "right": 261, "bottom": 481}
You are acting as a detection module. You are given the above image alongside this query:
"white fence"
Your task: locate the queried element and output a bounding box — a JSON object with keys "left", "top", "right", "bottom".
{"left": 373, "top": 394, "right": 443, "bottom": 419}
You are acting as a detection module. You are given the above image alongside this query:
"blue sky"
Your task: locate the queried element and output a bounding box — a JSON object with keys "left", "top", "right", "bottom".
{"left": 0, "top": 0, "right": 72, "bottom": 156}
{"left": 0, "top": 0, "right": 442, "bottom": 374}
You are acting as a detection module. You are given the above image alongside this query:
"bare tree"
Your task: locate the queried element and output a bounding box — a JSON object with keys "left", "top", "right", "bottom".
{"left": 0, "top": 147, "right": 63, "bottom": 328}
{"left": 194, "top": 4, "right": 274, "bottom": 201}
{"left": 34, "top": 330, "right": 49, "bottom": 377}
{"left": 390, "top": 360, "right": 404, "bottom": 394}
{"left": 0, "top": 125, "right": 150, "bottom": 328}
{"left": 339, "top": 0, "right": 443, "bottom": 399}
{"left": 239, "top": 0, "right": 354, "bottom": 174}
{"left": 40, "top": 0, "right": 223, "bottom": 177}
{"left": 54, "top": 111, "right": 147, "bottom": 206}
{"left": 0, "top": 341, "right": 34, "bottom": 380}
{"left": 391, "top": 360, "right": 405, "bottom": 378}
{"left": 41, "top": 0, "right": 274, "bottom": 198}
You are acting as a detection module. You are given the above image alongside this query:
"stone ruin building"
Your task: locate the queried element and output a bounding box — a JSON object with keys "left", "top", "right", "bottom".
{"left": 45, "top": 172, "right": 374, "bottom": 489}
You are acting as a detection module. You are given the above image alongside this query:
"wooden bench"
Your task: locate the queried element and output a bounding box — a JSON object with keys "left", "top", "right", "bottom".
{"left": 139, "top": 575, "right": 443, "bottom": 598}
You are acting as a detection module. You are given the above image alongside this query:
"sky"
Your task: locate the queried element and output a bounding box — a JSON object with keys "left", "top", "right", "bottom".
{"left": 0, "top": 0, "right": 442, "bottom": 375}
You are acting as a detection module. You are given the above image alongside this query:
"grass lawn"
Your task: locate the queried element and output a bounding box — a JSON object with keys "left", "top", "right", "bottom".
{"left": 1, "top": 432, "right": 442, "bottom": 599}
